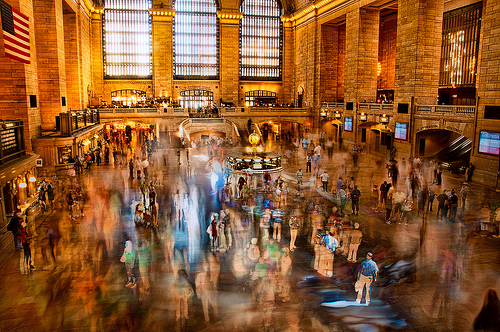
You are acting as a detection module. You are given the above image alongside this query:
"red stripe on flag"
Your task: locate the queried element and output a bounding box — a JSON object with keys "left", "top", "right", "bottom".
{"left": 9, "top": 31, "right": 29, "bottom": 44}
{"left": 13, "top": 15, "right": 29, "bottom": 30}
{"left": 3, "top": 34, "right": 30, "bottom": 50}
{"left": 5, "top": 44, "right": 30, "bottom": 58}
{"left": 12, "top": 8, "right": 29, "bottom": 22}
{"left": 5, "top": 52, "right": 30, "bottom": 64}
{"left": 15, "top": 25, "right": 29, "bottom": 36}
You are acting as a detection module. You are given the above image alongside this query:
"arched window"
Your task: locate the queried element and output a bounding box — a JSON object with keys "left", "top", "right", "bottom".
{"left": 173, "top": 0, "right": 219, "bottom": 79}
{"left": 240, "top": 0, "right": 282, "bottom": 80}
{"left": 103, "top": 0, "right": 152, "bottom": 78}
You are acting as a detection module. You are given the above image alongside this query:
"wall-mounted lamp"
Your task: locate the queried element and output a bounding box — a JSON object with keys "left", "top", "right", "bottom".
{"left": 380, "top": 114, "right": 389, "bottom": 123}
{"left": 359, "top": 113, "right": 367, "bottom": 121}
{"left": 334, "top": 111, "right": 341, "bottom": 119}
{"left": 29, "top": 175, "right": 36, "bottom": 182}
{"left": 320, "top": 109, "right": 327, "bottom": 117}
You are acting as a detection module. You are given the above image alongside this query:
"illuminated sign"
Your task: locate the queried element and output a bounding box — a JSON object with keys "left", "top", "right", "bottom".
{"left": 344, "top": 117, "right": 353, "bottom": 132}
{"left": 395, "top": 122, "right": 408, "bottom": 140}
{"left": 479, "top": 131, "right": 500, "bottom": 156}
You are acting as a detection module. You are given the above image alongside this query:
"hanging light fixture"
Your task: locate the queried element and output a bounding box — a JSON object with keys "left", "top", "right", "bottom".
{"left": 19, "top": 177, "right": 27, "bottom": 188}
{"left": 29, "top": 175, "right": 36, "bottom": 182}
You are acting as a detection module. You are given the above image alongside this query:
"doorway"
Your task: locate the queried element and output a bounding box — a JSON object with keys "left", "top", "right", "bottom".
{"left": 419, "top": 138, "right": 426, "bottom": 156}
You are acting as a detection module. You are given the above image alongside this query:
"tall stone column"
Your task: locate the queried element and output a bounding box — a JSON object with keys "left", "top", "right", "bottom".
{"left": 394, "top": 0, "right": 443, "bottom": 106}
{"left": 344, "top": 7, "right": 380, "bottom": 104}
{"left": 63, "top": 8, "right": 80, "bottom": 110}
{"left": 344, "top": 7, "right": 379, "bottom": 145}
{"left": 218, "top": 12, "right": 242, "bottom": 106}
{"left": 282, "top": 17, "right": 294, "bottom": 105}
{"left": 473, "top": 0, "right": 500, "bottom": 185}
{"left": 394, "top": 0, "right": 443, "bottom": 156}
{"left": 90, "top": 7, "right": 103, "bottom": 107}
{"left": 150, "top": 8, "right": 174, "bottom": 100}
{"left": 33, "top": 0, "right": 67, "bottom": 130}
{"left": 320, "top": 24, "right": 339, "bottom": 103}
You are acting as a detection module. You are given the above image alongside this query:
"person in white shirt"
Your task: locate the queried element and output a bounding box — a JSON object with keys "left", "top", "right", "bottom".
{"left": 142, "top": 158, "right": 149, "bottom": 178}
{"left": 339, "top": 185, "right": 347, "bottom": 214}
{"left": 459, "top": 182, "right": 470, "bottom": 210}
{"left": 313, "top": 144, "right": 322, "bottom": 167}
{"left": 320, "top": 170, "right": 329, "bottom": 192}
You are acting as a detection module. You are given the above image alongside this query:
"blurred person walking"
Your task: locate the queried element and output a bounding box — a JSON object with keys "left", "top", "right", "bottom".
{"left": 437, "top": 190, "right": 448, "bottom": 220}
{"left": 120, "top": 240, "right": 137, "bottom": 288}
{"left": 351, "top": 185, "right": 361, "bottom": 216}
{"left": 195, "top": 261, "right": 219, "bottom": 323}
{"left": 137, "top": 239, "right": 151, "bottom": 293}
{"left": 174, "top": 269, "right": 194, "bottom": 322}
{"left": 348, "top": 223, "right": 362, "bottom": 262}
{"left": 460, "top": 183, "right": 470, "bottom": 211}
{"left": 289, "top": 216, "right": 299, "bottom": 251}
{"left": 128, "top": 158, "right": 134, "bottom": 179}
{"left": 19, "top": 221, "right": 34, "bottom": 273}
{"left": 7, "top": 212, "right": 23, "bottom": 251}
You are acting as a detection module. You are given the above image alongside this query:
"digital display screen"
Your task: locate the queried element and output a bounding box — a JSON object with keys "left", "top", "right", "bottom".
{"left": 344, "top": 117, "right": 353, "bottom": 132}
{"left": 479, "top": 131, "right": 500, "bottom": 156}
{"left": 395, "top": 122, "right": 408, "bottom": 140}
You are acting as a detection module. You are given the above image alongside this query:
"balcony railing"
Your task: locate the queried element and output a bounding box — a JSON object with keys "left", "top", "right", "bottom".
{"left": 416, "top": 105, "right": 476, "bottom": 116}
{"left": 250, "top": 107, "right": 309, "bottom": 113}
{"left": 58, "top": 109, "right": 100, "bottom": 136}
{"left": 359, "top": 103, "right": 394, "bottom": 111}
{"left": 0, "top": 120, "right": 26, "bottom": 166}
{"left": 96, "top": 107, "right": 160, "bottom": 114}
{"left": 97, "top": 106, "right": 311, "bottom": 116}
{"left": 321, "top": 102, "right": 344, "bottom": 109}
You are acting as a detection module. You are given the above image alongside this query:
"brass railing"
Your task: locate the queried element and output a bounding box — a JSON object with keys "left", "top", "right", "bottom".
{"left": 58, "top": 109, "right": 100, "bottom": 136}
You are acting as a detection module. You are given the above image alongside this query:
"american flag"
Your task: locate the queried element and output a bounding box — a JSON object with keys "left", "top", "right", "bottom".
{"left": 0, "top": 0, "right": 30, "bottom": 64}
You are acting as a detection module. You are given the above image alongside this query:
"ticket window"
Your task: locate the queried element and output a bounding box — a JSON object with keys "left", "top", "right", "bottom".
{"left": 58, "top": 146, "right": 73, "bottom": 164}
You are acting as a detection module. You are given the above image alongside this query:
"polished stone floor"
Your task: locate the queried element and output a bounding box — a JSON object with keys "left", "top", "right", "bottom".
{"left": 0, "top": 136, "right": 499, "bottom": 332}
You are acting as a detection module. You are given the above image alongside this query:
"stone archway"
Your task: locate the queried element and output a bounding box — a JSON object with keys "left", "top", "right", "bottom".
{"left": 415, "top": 129, "right": 472, "bottom": 162}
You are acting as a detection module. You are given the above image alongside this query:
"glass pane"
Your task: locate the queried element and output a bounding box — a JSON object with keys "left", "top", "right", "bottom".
{"left": 173, "top": 0, "right": 219, "bottom": 79}
{"left": 239, "top": 0, "right": 282, "bottom": 80}
{"left": 439, "top": 3, "right": 482, "bottom": 87}
{"left": 103, "top": 0, "right": 153, "bottom": 78}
